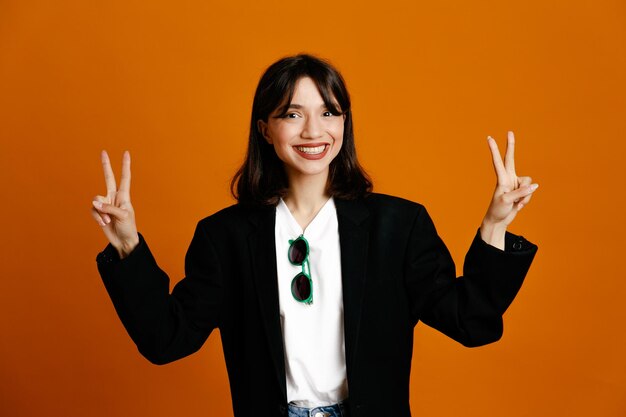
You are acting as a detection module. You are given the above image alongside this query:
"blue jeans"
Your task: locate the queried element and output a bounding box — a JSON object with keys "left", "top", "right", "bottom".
{"left": 287, "top": 400, "right": 349, "bottom": 417}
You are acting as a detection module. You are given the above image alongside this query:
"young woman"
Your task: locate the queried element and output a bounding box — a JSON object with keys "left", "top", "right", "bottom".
{"left": 91, "top": 54, "right": 538, "bottom": 417}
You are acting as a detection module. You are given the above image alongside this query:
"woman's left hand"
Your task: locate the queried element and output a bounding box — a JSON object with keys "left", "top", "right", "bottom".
{"left": 480, "top": 131, "right": 538, "bottom": 249}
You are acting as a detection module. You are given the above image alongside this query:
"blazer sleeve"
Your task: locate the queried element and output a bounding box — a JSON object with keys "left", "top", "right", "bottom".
{"left": 96, "top": 220, "right": 224, "bottom": 364}
{"left": 405, "top": 205, "right": 538, "bottom": 347}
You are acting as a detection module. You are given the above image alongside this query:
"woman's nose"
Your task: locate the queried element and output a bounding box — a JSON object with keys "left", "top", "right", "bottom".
{"left": 301, "top": 116, "right": 323, "bottom": 139}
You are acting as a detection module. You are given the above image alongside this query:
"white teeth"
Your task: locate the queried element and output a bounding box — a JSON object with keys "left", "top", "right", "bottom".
{"left": 295, "top": 145, "right": 326, "bottom": 154}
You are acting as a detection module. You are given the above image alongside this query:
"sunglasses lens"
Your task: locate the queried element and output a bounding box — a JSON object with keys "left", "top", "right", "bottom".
{"left": 288, "top": 238, "right": 308, "bottom": 265}
{"left": 291, "top": 273, "right": 311, "bottom": 301}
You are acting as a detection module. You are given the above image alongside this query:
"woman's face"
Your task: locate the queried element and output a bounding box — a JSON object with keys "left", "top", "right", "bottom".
{"left": 258, "top": 76, "right": 344, "bottom": 182}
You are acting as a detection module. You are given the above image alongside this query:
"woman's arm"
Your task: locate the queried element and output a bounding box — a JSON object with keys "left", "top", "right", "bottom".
{"left": 92, "top": 151, "right": 223, "bottom": 364}
{"left": 97, "top": 221, "right": 223, "bottom": 365}
{"left": 405, "top": 205, "right": 537, "bottom": 347}
{"left": 406, "top": 130, "right": 540, "bottom": 346}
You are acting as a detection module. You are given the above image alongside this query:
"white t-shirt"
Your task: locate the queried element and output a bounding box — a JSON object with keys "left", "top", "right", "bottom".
{"left": 275, "top": 197, "right": 348, "bottom": 407}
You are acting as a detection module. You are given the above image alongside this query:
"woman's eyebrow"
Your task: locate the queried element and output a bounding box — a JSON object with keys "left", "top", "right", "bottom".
{"left": 286, "top": 103, "right": 328, "bottom": 109}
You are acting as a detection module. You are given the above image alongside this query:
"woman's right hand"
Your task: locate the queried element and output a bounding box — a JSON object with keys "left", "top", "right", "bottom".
{"left": 91, "top": 150, "right": 139, "bottom": 259}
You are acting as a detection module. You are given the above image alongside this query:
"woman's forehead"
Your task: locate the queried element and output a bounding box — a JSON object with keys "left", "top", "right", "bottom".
{"left": 291, "top": 80, "right": 325, "bottom": 103}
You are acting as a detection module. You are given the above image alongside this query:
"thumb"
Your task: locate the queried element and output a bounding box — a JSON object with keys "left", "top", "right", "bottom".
{"left": 92, "top": 200, "right": 131, "bottom": 221}
{"left": 503, "top": 184, "right": 539, "bottom": 205}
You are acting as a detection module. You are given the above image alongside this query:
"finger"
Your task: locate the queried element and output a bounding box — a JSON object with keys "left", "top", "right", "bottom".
{"left": 514, "top": 176, "right": 532, "bottom": 199}
{"left": 92, "top": 200, "right": 129, "bottom": 221}
{"left": 503, "top": 183, "right": 539, "bottom": 205}
{"left": 516, "top": 192, "right": 533, "bottom": 208}
{"left": 90, "top": 207, "right": 107, "bottom": 227}
{"left": 101, "top": 150, "right": 117, "bottom": 198}
{"left": 93, "top": 195, "right": 111, "bottom": 224}
{"left": 118, "top": 150, "right": 131, "bottom": 198}
{"left": 487, "top": 136, "right": 507, "bottom": 181}
{"left": 504, "top": 131, "right": 516, "bottom": 175}
{"left": 515, "top": 193, "right": 533, "bottom": 211}
{"left": 517, "top": 176, "right": 532, "bottom": 187}
{"left": 513, "top": 178, "right": 534, "bottom": 205}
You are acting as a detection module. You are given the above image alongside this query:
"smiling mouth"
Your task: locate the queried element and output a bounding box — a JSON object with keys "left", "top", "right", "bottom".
{"left": 294, "top": 144, "right": 328, "bottom": 155}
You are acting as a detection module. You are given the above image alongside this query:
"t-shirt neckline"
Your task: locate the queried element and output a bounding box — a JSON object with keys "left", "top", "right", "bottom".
{"left": 277, "top": 197, "right": 335, "bottom": 237}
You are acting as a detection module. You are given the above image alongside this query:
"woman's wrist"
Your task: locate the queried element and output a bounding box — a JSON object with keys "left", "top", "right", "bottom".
{"left": 116, "top": 235, "right": 140, "bottom": 259}
{"left": 479, "top": 220, "right": 507, "bottom": 250}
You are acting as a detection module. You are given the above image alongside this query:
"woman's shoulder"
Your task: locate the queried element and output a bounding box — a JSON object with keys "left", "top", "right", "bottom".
{"left": 361, "top": 192, "right": 426, "bottom": 214}
{"left": 196, "top": 202, "right": 275, "bottom": 231}
{"left": 334, "top": 192, "right": 428, "bottom": 225}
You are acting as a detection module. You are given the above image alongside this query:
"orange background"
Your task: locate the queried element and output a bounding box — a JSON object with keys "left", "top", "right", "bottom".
{"left": 1, "top": 1, "right": 625, "bottom": 416}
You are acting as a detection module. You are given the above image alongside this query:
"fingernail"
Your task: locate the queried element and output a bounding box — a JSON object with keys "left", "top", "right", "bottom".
{"left": 104, "top": 216, "right": 110, "bottom": 224}
{"left": 92, "top": 201, "right": 103, "bottom": 209}
{"left": 518, "top": 203, "right": 524, "bottom": 210}
{"left": 530, "top": 184, "right": 539, "bottom": 191}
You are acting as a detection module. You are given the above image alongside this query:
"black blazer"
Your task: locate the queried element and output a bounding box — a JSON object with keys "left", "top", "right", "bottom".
{"left": 96, "top": 193, "right": 537, "bottom": 417}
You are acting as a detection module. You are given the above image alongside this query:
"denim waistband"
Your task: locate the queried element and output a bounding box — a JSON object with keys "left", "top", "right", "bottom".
{"left": 287, "top": 399, "right": 349, "bottom": 417}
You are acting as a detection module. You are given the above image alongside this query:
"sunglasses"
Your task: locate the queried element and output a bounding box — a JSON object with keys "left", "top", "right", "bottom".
{"left": 288, "top": 235, "right": 313, "bottom": 305}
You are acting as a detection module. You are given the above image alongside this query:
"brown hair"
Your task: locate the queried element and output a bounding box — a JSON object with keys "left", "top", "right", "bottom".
{"left": 231, "top": 53, "right": 372, "bottom": 206}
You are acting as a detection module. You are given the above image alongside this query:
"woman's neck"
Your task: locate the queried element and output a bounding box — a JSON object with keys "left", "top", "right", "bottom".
{"left": 283, "top": 171, "right": 330, "bottom": 231}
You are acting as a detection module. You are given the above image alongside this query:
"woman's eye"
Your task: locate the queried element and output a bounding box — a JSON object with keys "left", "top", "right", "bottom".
{"left": 286, "top": 113, "right": 300, "bottom": 119}
{"left": 322, "top": 111, "right": 333, "bottom": 117}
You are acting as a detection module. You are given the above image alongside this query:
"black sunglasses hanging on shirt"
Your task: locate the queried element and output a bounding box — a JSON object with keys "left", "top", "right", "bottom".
{"left": 288, "top": 235, "right": 313, "bottom": 305}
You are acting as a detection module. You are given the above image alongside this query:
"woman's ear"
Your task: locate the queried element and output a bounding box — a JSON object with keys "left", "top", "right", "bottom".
{"left": 257, "top": 119, "right": 272, "bottom": 144}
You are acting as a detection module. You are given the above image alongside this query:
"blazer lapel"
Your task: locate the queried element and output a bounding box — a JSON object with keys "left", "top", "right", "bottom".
{"left": 335, "top": 198, "right": 370, "bottom": 382}
{"left": 247, "top": 205, "right": 287, "bottom": 401}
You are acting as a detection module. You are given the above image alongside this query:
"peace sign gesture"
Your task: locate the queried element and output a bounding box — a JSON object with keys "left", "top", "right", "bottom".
{"left": 90, "top": 150, "right": 139, "bottom": 258}
{"left": 480, "top": 131, "right": 538, "bottom": 248}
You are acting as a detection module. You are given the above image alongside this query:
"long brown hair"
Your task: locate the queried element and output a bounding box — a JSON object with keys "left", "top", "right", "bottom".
{"left": 231, "top": 53, "right": 372, "bottom": 206}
